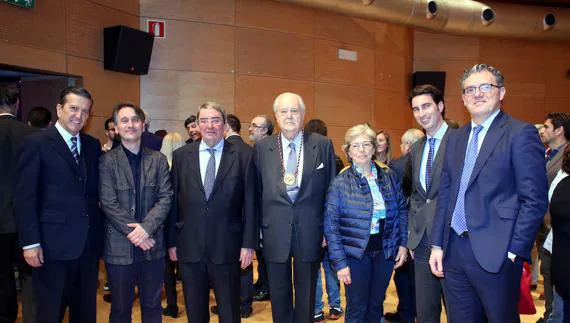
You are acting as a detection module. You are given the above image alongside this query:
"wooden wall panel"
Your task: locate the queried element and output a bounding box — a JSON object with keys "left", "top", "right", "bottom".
{"left": 414, "top": 31, "right": 479, "bottom": 61}
{"left": 67, "top": 56, "right": 140, "bottom": 118}
{"left": 236, "top": 28, "right": 314, "bottom": 80}
{"left": 180, "top": 72, "right": 235, "bottom": 117}
{"left": 545, "top": 41, "right": 570, "bottom": 61}
{"left": 235, "top": 75, "right": 314, "bottom": 122}
{"left": 0, "top": 0, "right": 65, "bottom": 53}
{"left": 545, "top": 99, "right": 570, "bottom": 115}
{"left": 236, "top": 0, "right": 314, "bottom": 35}
{"left": 140, "top": 70, "right": 181, "bottom": 122}
{"left": 327, "top": 125, "right": 351, "bottom": 163}
{"left": 84, "top": 115, "right": 108, "bottom": 144}
{"left": 375, "top": 53, "right": 412, "bottom": 94}
{"left": 374, "top": 90, "right": 413, "bottom": 130}
{"left": 545, "top": 60, "right": 570, "bottom": 99}
{"left": 0, "top": 43, "right": 67, "bottom": 74}
{"left": 443, "top": 95, "right": 471, "bottom": 126}
{"left": 314, "top": 11, "right": 376, "bottom": 48}
{"left": 140, "top": 0, "right": 234, "bottom": 25}
{"left": 376, "top": 23, "right": 413, "bottom": 57}
{"left": 314, "top": 83, "right": 374, "bottom": 126}
{"left": 67, "top": 0, "right": 139, "bottom": 61}
{"left": 89, "top": 0, "right": 139, "bottom": 15}
{"left": 315, "top": 39, "right": 374, "bottom": 88}
{"left": 502, "top": 97, "right": 545, "bottom": 124}
{"left": 145, "top": 19, "right": 235, "bottom": 73}
{"left": 479, "top": 38, "right": 545, "bottom": 63}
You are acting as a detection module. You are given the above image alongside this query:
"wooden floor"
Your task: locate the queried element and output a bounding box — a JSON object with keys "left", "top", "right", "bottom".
{"left": 17, "top": 260, "right": 546, "bottom": 322}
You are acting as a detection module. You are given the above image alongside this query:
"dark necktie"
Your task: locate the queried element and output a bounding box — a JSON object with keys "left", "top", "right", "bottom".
{"left": 425, "top": 137, "right": 436, "bottom": 191}
{"left": 451, "top": 125, "right": 483, "bottom": 235}
{"left": 286, "top": 142, "right": 299, "bottom": 202}
{"left": 70, "top": 136, "right": 79, "bottom": 164}
{"left": 204, "top": 148, "right": 216, "bottom": 199}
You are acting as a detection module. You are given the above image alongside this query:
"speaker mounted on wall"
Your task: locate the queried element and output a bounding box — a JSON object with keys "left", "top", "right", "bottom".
{"left": 412, "top": 71, "right": 447, "bottom": 96}
{"left": 104, "top": 25, "right": 154, "bottom": 75}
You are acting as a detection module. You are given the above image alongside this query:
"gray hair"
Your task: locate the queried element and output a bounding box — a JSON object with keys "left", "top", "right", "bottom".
{"left": 401, "top": 128, "right": 425, "bottom": 146}
{"left": 342, "top": 124, "right": 377, "bottom": 160}
{"left": 272, "top": 92, "right": 306, "bottom": 113}
{"left": 459, "top": 64, "right": 505, "bottom": 88}
{"left": 197, "top": 101, "right": 227, "bottom": 124}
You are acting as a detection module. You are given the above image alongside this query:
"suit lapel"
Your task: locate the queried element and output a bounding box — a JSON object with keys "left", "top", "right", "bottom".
{"left": 210, "top": 141, "right": 235, "bottom": 198}
{"left": 48, "top": 127, "right": 80, "bottom": 175}
{"left": 269, "top": 136, "right": 291, "bottom": 202}
{"left": 299, "top": 134, "right": 317, "bottom": 195}
{"left": 140, "top": 147, "right": 154, "bottom": 191}
{"left": 547, "top": 143, "right": 566, "bottom": 172}
{"left": 413, "top": 137, "right": 427, "bottom": 195}
{"left": 187, "top": 144, "right": 205, "bottom": 198}
{"left": 468, "top": 111, "right": 507, "bottom": 188}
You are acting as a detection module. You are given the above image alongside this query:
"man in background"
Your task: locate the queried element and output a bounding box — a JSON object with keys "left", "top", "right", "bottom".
{"left": 102, "top": 118, "right": 116, "bottom": 152}
{"left": 0, "top": 85, "right": 37, "bottom": 323}
{"left": 27, "top": 106, "right": 52, "bottom": 129}
{"left": 184, "top": 115, "right": 201, "bottom": 144}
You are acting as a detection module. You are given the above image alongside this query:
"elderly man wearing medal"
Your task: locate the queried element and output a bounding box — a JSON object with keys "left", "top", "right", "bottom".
{"left": 252, "top": 92, "right": 336, "bottom": 323}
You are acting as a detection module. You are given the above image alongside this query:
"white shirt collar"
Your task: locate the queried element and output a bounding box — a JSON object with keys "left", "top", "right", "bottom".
{"left": 281, "top": 131, "right": 303, "bottom": 148}
{"left": 199, "top": 138, "right": 224, "bottom": 152}
{"left": 55, "top": 121, "right": 79, "bottom": 142}
{"left": 427, "top": 122, "right": 449, "bottom": 141}
{"left": 471, "top": 108, "right": 501, "bottom": 130}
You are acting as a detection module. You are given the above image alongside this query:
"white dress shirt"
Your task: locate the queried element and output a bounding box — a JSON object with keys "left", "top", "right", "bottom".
{"left": 199, "top": 139, "right": 224, "bottom": 185}
{"left": 419, "top": 122, "right": 449, "bottom": 191}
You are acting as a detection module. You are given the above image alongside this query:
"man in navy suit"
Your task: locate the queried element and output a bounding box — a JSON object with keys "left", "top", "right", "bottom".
{"left": 429, "top": 64, "right": 548, "bottom": 322}
{"left": 14, "top": 86, "right": 103, "bottom": 323}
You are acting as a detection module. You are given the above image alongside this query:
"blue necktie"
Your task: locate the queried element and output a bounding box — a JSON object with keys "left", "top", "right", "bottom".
{"left": 70, "top": 136, "right": 79, "bottom": 164}
{"left": 425, "top": 137, "right": 436, "bottom": 192}
{"left": 286, "top": 142, "right": 299, "bottom": 202}
{"left": 204, "top": 148, "right": 216, "bottom": 199}
{"left": 451, "top": 125, "right": 483, "bottom": 235}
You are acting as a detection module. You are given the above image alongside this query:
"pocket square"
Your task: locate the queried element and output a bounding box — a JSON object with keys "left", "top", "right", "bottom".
{"left": 317, "top": 163, "right": 324, "bottom": 170}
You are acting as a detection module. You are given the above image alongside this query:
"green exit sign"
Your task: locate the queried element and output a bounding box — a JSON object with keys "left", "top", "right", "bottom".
{"left": 4, "top": 0, "right": 35, "bottom": 9}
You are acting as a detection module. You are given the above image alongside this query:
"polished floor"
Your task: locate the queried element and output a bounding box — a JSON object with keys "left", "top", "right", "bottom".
{"left": 17, "top": 259, "right": 547, "bottom": 322}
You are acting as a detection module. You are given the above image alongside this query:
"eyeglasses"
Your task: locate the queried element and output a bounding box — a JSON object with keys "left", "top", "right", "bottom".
{"left": 463, "top": 83, "right": 501, "bottom": 96}
{"left": 250, "top": 123, "right": 266, "bottom": 129}
{"left": 349, "top": 141, "right": 374, "bottom": 150}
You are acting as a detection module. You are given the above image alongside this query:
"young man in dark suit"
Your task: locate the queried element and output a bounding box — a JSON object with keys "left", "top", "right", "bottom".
{"left": 406, "top": 84, "right": 452, "bottom": 323}
{"left": 0, "top": 85, "right": 37, "bottom": 323}
{"left": 168, "top": 102, "right": 257, "bottom": 323}
{"left": 429, "top": 64, "right": 549, "bottom": 322}
{"left": 253, "top": 92, "right": 336, "bottom": 323}
{"left": 14, "top": 86, "right": 103, "bottom": 323}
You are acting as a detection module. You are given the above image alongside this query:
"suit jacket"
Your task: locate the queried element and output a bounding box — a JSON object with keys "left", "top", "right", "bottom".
{"left": 226, "top": 135, "right": 253, "bottom": 157}
{"left": 14, "top": 126, "right": 103, "bottom": 260}
{"left": 0, "top": 115, "right": 37, "bottom": 234}
{"left": 253, "top": 132, "right": 336, "bottom": 263}
{"left": 168, "top": 139, "right": 257, "bottom": 264}
{"left": 550, "top": 176, "right": 570, "bottom": 299}
{"left": 407, "top": 127, "right": 452, "bottom": 250}
{"left": 431, "top": 110, "right": 548, "bottom": 273}
{"left": 547, "top": 143, "right": 568, "bottom": 187}
{"left": 99, "top": 146, "right": 173, "bottom": 265}
{"left": 389, "top": 154, "right": 411, "bottom": 198}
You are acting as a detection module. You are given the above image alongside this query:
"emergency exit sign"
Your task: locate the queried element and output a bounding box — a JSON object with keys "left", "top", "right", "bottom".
{"left": 4, "top": 0, "right": 35, "bottom": 9}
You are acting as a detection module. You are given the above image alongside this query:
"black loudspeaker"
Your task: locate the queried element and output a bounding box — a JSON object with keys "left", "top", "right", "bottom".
{"left": 104, "top": 25, "right": 154, "bottom": 75}
{"left": 412, "top": 71, "right": 446, "bottom": 96}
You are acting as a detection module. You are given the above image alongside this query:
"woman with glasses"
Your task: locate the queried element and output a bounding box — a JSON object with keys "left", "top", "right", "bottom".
{"left": 324, "top": 123, "right": 408, "bottom": 323}
{"left": 375, "top": 130, "right": 392, "bottom": 165}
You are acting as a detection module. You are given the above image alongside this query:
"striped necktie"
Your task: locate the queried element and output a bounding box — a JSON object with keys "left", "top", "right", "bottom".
{"left": 425, "top": 137, "right": 436, "bottom": 191}
{"left": 70, "top": 136, "right": 79, "bottom": 164}
{"left": 204, "top": 148, "right": 216, "bottom": 199}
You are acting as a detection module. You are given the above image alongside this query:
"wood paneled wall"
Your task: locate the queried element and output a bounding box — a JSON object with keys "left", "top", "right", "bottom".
{"left": 140, "top": 0, "right": 414, "bottom": 159}
{"left": 414, "top": 30, "right": 570, "bottom": 126}
{"left": 0, "top": 0, "right": 140, "bottom": 142}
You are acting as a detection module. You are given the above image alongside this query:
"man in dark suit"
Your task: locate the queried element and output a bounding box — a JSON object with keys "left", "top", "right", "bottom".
{"left": 536, "top": 112, "right": 570, "bottom": 322}
{"left": 14, "top": 86, "right": 103, "bottom": 323}
{"left": 406, "top": 84, "right": 452, "bottom": 323}
{"left": 385, "top": 127, "right": 424, "bottom": 323}
{"left": 0, "top": 85, "right": 37, "bottom": 323}
{"left": 429, "top": 64, "right": 548, "bottom": 322}
{"left": 168, "top": 102, "right": 257, "bottom": 323}
{"left": 253, "top": 92, "right": 336, "bottom": 323}
{"left": 210, "top": 113, "right": 256, "bottom": 318}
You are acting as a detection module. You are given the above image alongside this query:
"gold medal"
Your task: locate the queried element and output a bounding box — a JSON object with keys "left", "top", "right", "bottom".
{"left": 284, "top": 173, "right": 296, "bottom": 186}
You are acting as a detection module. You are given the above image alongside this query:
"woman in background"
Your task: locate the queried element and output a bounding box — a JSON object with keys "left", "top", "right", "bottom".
{"left": 375, "top": 130, "right": 392, "bottom": 165}
{"left": 158, "top": 132, "right": 184, "bottom": 318}
{"left": 325, "top": 124, "right": 408, "bottom": 323}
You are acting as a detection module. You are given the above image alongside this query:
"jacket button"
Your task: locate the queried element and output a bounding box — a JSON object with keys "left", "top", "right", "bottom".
{"left": 426, "top": 199, "right": 431, "bottom": 203}
{"left": 84, "top": 213, "right": 89, "bottom": 217}
{"left": 130, "top": 208, "right": 135, "bottom": 213}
